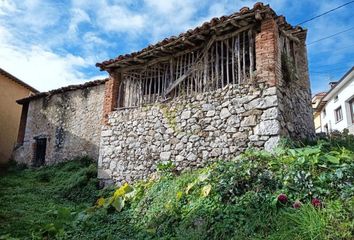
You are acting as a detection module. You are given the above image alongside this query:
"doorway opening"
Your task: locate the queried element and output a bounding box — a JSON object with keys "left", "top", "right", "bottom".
{"left": 33, "top": 137, "right": 46, "bottom": 167}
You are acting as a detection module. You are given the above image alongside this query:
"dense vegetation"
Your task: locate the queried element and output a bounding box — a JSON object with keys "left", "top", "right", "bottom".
{"left": 0, "top": 132, "right": 353, "bottom": 239}
{"left": 0, "top": 157, "right": 98, "bottom": 239}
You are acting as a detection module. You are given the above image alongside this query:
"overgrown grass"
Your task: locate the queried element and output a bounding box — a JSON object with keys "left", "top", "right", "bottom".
{"left": 0, "top": 157, "right": 98, "bottom": 239}
{"left": 0, "top": 135, "right": 353, "bottom": 239}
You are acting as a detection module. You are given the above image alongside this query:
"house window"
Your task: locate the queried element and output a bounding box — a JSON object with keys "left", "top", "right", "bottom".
{"left": 334, "top": 107, "right": 343, "bottom": 123}
{"left": 349, "top": 98, "right": 354, "bottom": 124}
{"left": 334, "top": 95, "right": 338, "bottom": 102}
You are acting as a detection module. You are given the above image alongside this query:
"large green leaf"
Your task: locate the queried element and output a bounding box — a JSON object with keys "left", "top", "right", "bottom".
{"left": 113, "top": 183, "right": 134, "bottom": 198}
{"left": 324, "top": 155, "right": 340, "bottom": 164}
{"left": 301, "top": 147, "right": 321, "bottom": 156}
{"left": 111, "top": 197, "right": 125, "bottom": 212}
{"left": 201, "top": 184, "right": 212, "bottom": 197}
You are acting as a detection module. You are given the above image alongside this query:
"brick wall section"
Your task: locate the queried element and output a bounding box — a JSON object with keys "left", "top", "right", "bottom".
{"left": 255, "top": 17, "right": 281, "bottom": 86}
{"left": 102, "top": 72, "right": 119, "bottom": 124}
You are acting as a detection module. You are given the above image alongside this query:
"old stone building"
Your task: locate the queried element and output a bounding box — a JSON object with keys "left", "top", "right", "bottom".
{"left": 13, "top": 80, "right": 106, "bottom": 166}
{"left": 12, "top": 3, "right": 315, "bottom": 185}
{"left": 96, "top": 3, "right": 315, "bottom": 184}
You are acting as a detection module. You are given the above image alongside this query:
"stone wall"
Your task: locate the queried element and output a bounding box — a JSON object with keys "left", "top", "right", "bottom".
{"left": 98, "top": 83, "right": 280, "bottom": 184}
{"left": 276, "top": 30, "right": 316, "bottom": 140}
{"left": 13, "top": 83, "right": 105, "bottom": 165}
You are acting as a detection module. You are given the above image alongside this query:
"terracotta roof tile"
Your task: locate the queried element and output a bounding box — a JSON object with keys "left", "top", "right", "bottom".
{"left": 17, "top": 79, "right": 108, "bottom": 104}
{"left": 96, "top": 2, "right": 275, "bottom": 70}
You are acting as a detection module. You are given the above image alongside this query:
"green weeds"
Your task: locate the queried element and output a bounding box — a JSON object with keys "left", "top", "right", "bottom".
{"left": 0, "top": 134, "right": 353, "bottom": 239}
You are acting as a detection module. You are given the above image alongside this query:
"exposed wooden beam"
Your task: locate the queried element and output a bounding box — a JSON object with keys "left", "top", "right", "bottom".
{"left": 183, "top": 39, "right": 196, "bottom": 47}
{"left": 194, "top": 34, "right": 206, "bottom": 41}
{"left": 163, "top": 35, "right": 216, "bottom": 96}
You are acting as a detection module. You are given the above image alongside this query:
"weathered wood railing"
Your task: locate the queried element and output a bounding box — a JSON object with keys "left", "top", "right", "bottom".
{"left": 117, "top": 28, "right": 256, "bottom": 108}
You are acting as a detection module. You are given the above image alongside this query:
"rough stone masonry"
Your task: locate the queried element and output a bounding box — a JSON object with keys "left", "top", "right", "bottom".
{"left": 99, "top": 84, "right": 281, "bottom": 183}
{"left": 13, "top": 80, "right": 106, "bottom": 165}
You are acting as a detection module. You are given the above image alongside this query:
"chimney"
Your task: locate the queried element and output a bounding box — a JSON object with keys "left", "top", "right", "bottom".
{"left": 329, "top": 81, "right": 338, "bottom": 89}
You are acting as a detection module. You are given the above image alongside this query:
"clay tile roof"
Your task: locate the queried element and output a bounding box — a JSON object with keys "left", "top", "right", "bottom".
{"left": 0, "top": 68, "right": 39, "bottom": 93}
{"left": 16, "top": 79, "right": 108, "bottom": 104}
{"left": 96, "top": 2, "right": 286, "bottom": 71}
{"left": 315, "top": 92, "right": 327, "bottom": 96}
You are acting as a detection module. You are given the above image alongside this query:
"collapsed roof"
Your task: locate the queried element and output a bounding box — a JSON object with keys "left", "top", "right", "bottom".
{"left": 96, "top": 2, "right": 303, "bottom": 71}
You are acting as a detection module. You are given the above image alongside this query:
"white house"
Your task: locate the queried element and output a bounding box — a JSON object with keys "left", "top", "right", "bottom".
{"left": 318, "top": 67, "right": 354, "bottom": 134}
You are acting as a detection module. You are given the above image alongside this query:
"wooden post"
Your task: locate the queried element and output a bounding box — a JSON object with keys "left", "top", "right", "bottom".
{"left": 237, "top": 34, "right": 241, "bottom": 83}
{"left": 226, "top": 39, "right": 230, "bottom": 85}
{"left": 203, "top": 49, "right": 208, "bottom": 92}
{"left": 243, "top": 31, "right": 246, "bottom": 82}
{"left": 221, "top": 41, "right": 224, "bottom": 88}
{"left": 148, "top": 69, "right": 152, "bottom": 103}
{"left": 232, "top": 36, "right": 235, "bottom": 84}
{"left": 248, "top": 29, "right": 254, "bottom": 82}
{"left": 216, "top": 41, "right": 219, "bottom": 88}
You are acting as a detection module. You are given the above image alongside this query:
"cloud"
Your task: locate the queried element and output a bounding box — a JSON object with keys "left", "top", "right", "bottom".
{"left": 0, "top": 42, "right": 96, "bottom": 91}
{"left": 83, "top": 32, "right": 108, "bottom": 46}
{"left": 0, "top": 0, "right": 17, "bottom": 15}
{"left": 68, "top": 8, "right": 91, "bottom": 38}
{"left": 0, "top": 24, "right": 106, "bottom": 92}
{"left": 0, "top": 0, "right": 352, "bottom": 94}
{"left": 0, "top": 0, "right": 107, "bottom": 91}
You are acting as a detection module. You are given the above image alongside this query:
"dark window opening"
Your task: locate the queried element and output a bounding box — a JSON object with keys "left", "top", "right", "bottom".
{"left": 334, "top": 107, "right": 343, "bottom": 123}
{"left": 349, "top": 98, "right": 354, "bottom": 123}
{"left": 17, "top": 102, "right": 29, "bottom": 145}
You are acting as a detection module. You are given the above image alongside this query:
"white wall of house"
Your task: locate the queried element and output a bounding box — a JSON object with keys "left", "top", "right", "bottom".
{"left": 320, "top": 69, "right": 354, "bottom": 134}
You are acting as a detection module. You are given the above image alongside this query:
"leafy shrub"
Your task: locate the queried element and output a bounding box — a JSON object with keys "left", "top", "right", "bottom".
{"left": 328, "top": 129, "right": 354, "bottom": 152}
{"left": 66, "top": 140, "right": 353, "bottom": 239}
{"left": 58, "top": 163, "right": 98, "bottom": 203}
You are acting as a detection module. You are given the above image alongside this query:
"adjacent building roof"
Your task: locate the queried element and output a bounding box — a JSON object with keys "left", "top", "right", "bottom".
{"left": 17, "top": 79, "right": 108, "bottom": 104}
{"left": 312, "top": 92, "right": 327, "bottom": 112}
{"left": 0, "top": 68, "right": 39, "bottom": 94}
{"left": 312, "top": 66, "right": 354, "bottom": 112}
{"left": 313, "top": 92, "right": 327, "bottom": 97}
{"left": 96, "top": 2, "right": 303, "bottom": 71}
